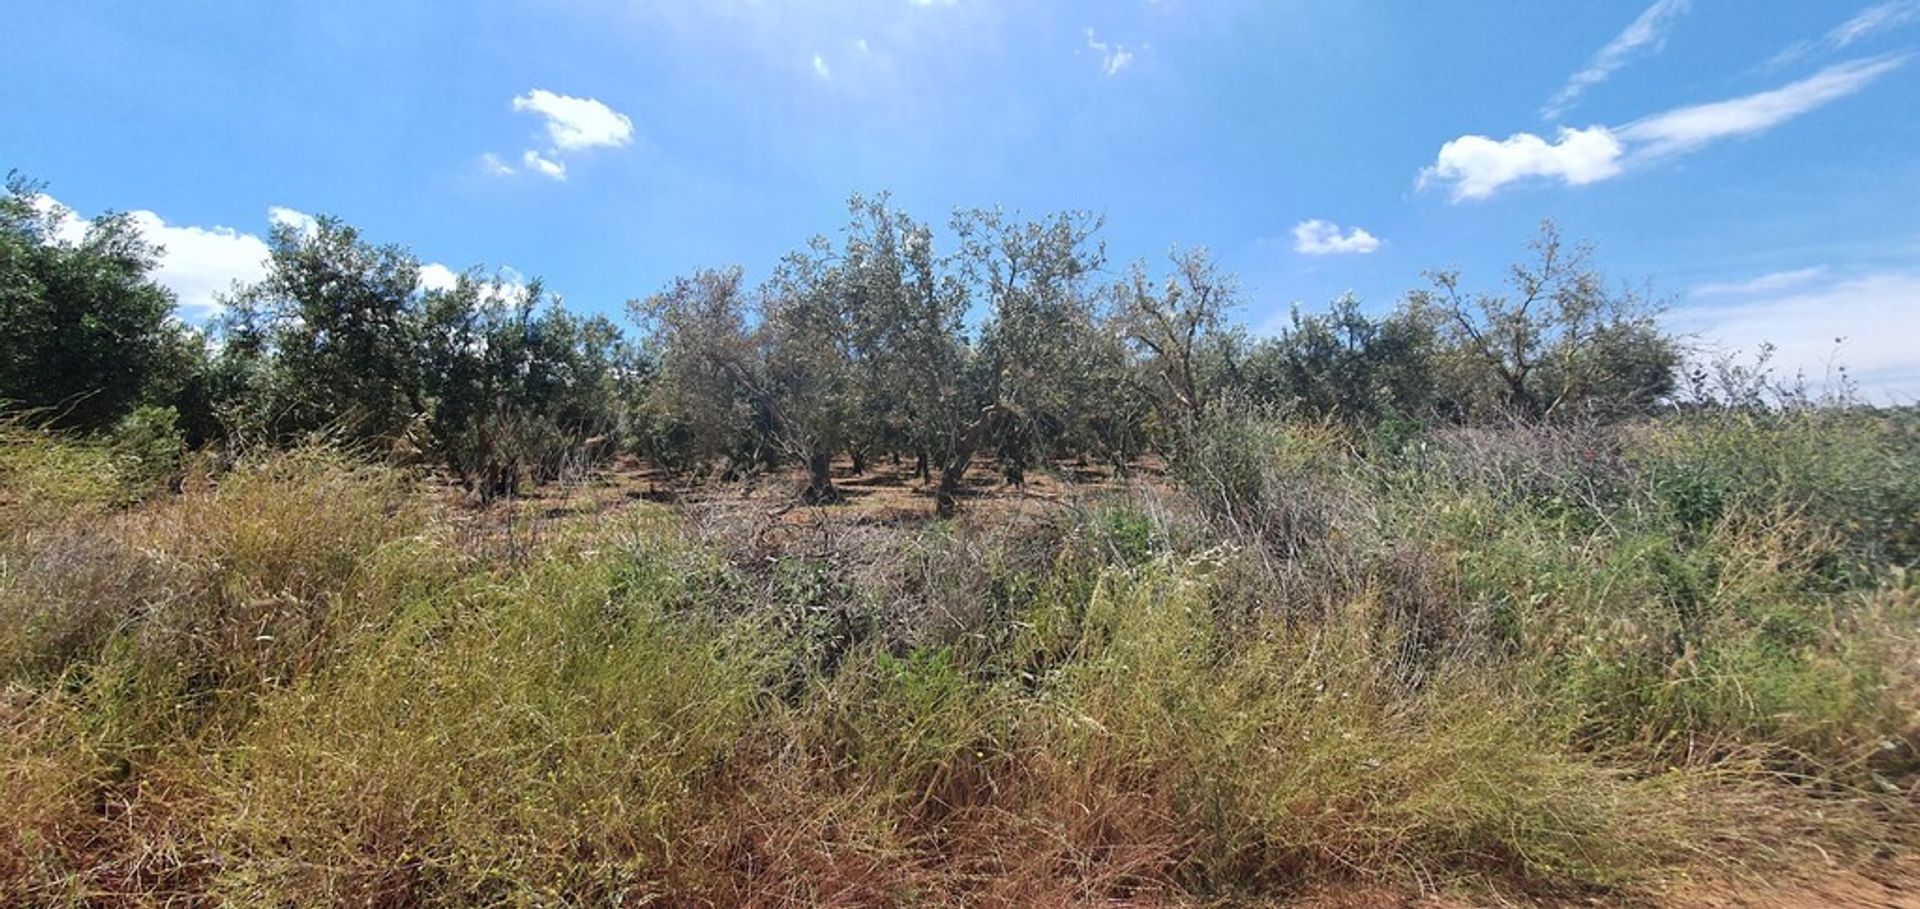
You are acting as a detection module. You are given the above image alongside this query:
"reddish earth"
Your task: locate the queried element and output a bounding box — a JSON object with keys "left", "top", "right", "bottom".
{"left": 1660, "top": 860, "right": 1920, "bottom": 909}
{"left": 1274, "top": 858, "right": 1920, "bottom": 908}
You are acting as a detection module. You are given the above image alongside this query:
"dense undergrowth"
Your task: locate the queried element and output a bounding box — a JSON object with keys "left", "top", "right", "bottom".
{"left": 2, "top": 409, "right": 1916, "bottom": 907}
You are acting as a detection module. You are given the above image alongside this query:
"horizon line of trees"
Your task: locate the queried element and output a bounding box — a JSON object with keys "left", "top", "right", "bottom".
{"left": 12, "top": 172, "right": 1840, "bottom": 515}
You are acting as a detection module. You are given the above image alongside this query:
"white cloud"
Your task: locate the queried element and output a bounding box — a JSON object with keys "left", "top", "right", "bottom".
{"left": 26, "top": 194, "right": 91, "bottom": 246}
{"left": 855, "top": 38, "right": 870, "bottom": 54}
{"left": 418, "top": 263, "right": 462, "bottom": 293}
{"left": 1423, "top": 55, "right": 1906, "bottom": 201}
{"left": 417, "top": 263, "right": 521, "bottom": 299}
{"left": 1420, "top": 126, "right": 1626, "bottom": 201}
{"left": 1691, "top": 266, "right": 1828, "bottom": 297}
{"left": 1542, "top": 0, "right": 1691, "bottom": 122}
{"left": 423, "top": 265, "right": 528, "bottom": 304}
{"left": 267, "top": 205, "right": 317, "bottom": 237}
{"left": 1085, "top": 28, "right": 1134, "bottom": 77}
{"left": 1291, "top": 219, "right": 1382, "bottom": 256}
{"left": 522, "top": 149, "right": 567, "bottom": 180}
{"left": 812, "top": 53, "right": 832, "bottom": 79}
{"left": 132, "top": 213, "right": 275, "bottom": 320}
{"left": 31, "top": 195, "right": 478, "bottom": 318}
{"left": 479, "top": 152, "right": 514, "bottom": 176}
{"left": 1618, "top": 54, "right": 1908, "bottom": 158}
{"left": 510, "top": 89, "right": 634, "bottom": 152}
{"left": 498, "top": 90, "right": 632, "bottom": 183}
{"left": 31, "top": 194, "right": 273, "bottom": 320}
{"left": 1668, "top": 269, "right": 1920, "bottom": 402}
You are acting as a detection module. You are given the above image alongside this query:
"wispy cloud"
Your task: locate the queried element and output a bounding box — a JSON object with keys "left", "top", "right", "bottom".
{"left": 1669, "top": 269, "right": 1920, "bottom": 401}
{"left": 522, "top": 149, "right": 567, "bottom": 181}
{"left": 1542, "top": 0, "right": 1691, "bottom": 122}
{"left": 479, "top": 152, "right": 514, "bottom": 177}
{"left": 1769, "top": 0, "right": 1920, "bottom": 68}
{"left": 812, "top": 53, "right": 831, "bottom": 79}
{"left": 1423, "top": 55, "right": 1907, "bottom": 201}
{"left": 1085, "top": 28, "right": 1134, "bottom": 77}
{"left": 1619, "top": 54, "right": 1908, "bottom": 158}
{"left": 1833, "top": 0, "right": 1920, "bottom": 47}
{"left": 1691, "top": 266, "right": 1829, "bottom": 297}
{"left": 1290, "top": 220, "right": 1382, "bottom": 255}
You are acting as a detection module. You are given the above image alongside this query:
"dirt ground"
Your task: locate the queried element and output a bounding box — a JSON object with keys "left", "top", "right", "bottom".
{"left": 442, "top": 453, "right": 1162, "bottom": 557}
{"left": 663, "top": 452, "right": 1161, "bottom": 524}
{"left": 1275, "top": 857, "right": 1920, "bottom": 908}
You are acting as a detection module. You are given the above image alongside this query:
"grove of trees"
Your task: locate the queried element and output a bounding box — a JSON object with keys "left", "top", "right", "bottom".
{"left": 1, "top": 176, "right": 1685, "bottom": 512}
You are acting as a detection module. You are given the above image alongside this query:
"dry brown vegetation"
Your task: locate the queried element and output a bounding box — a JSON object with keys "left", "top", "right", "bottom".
{"left": 3, "top": 408, "right": 1918, "bottom": 907}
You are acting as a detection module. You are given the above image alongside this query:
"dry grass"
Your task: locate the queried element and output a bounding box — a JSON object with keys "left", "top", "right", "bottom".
{"left": 1, "top": 418, "right": 1916, "bottom": 907}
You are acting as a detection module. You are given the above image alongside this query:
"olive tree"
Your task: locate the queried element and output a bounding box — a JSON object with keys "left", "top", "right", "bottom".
{"left": 0, "top": 174, "right": 200, "bottom": 433}
{"left": 1073, "top": 310, "right": 1154, "bottom": 473}
{"left": 1408, "top": 221, "right": 1677, "bottom": 422}
{"left": 1266, "top": 294, "right": 1436, "bottom": 423}
{"left": 226, "top": 216, "right": 627, "bottom": 490}
{"left": 221, "top": 216, "right": 428, "bottom": 445}
{"left": 830, "top": 195, "right": 989, "bottom": 516}
{"left": 1115, "top": 247, "right": 1237, "bottom": 438}
{"left": 423, "top": 274, "right": 624, "bottom": 497}
{"left": 760, "top": 237, "right": 865, "bottom": 503}
{"left": 956, "top": 207, "right": 1105, "bottom": 490}
{"left": 629, "top": 267, "right": 765, "bottom": 480}
{"left": 633, "top": 255, "right": 866, "bottom": 503}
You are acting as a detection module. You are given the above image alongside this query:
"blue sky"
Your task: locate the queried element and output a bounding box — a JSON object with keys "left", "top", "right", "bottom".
{"left": 6, "top": 0, "right": 1918, "bottom": 399}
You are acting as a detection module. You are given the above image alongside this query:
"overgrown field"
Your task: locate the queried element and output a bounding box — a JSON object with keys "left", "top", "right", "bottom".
{"left": 3, "top": 408, "right": 1917, "bottom": 907}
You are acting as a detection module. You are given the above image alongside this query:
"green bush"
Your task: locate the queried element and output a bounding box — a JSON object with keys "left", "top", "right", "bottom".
{"left": 1636, "top": 409, "right": 1920, "bottom": 568}
{"left": 106, "top": 403, "right": 185, "bottom": 491}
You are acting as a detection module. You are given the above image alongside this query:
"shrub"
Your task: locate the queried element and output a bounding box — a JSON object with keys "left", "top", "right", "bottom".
{"left": 1636, "top": 409, "right": 1920, "bottom": 569}
{"left": 105, "top": 404, "right": 186, "bottom": 492}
